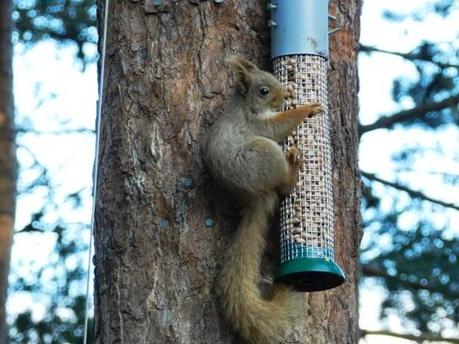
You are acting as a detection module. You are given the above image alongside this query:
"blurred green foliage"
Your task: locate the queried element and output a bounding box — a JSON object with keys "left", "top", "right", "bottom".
{"left": 361, "top": 0, "right": 459, "bottom": 337}
{"left": 8, "top": 210, "right": 94, "bottom": 342}
{"left": 13, "top": 0, "right": 96, "bottom": 62}
{"left": 8, "top": 0, "right": 97, "bottom": 342}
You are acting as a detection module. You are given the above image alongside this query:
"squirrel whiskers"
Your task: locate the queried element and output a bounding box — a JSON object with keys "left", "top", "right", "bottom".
{"left": 204, "top": 56, "right": 322, "bottom": 344}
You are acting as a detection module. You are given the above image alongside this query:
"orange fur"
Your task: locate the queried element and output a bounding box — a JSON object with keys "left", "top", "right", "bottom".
{"left": 267, "top": 104, "right": 321, "bottom": 124}
{"left": 218, "top": 195, "right": 302, "bottom": 344}
{"left": 264, "top": 104, "right": 323, "bottom": 142}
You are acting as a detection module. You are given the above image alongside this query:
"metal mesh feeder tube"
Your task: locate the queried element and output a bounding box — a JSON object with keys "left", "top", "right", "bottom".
{"left": 269, "top": 0, "right": 345, "bottom": 292}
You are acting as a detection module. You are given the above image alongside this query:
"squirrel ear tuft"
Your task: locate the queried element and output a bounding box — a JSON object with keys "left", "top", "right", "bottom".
{"left": 226, "top": 56, "right": 258, "bottom": 94}
{"left": 225, "top": 56, "right": 258, "bottom": 72}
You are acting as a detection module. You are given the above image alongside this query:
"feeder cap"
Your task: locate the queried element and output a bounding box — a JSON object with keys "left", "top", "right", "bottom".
{"left": 270, "top": 0, "right": 329, "bottom": 59}
{"left": 276, "top": 257, "right": 345, "bottom": 292}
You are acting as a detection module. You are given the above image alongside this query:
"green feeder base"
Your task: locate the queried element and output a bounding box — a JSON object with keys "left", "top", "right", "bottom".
{"left": 275, "top": 258, "right": 345, "bottom": 292}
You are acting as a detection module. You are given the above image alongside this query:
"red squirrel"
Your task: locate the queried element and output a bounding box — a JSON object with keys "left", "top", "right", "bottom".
{"left": 204, "top": 56, "right": 322, "bottom": 343}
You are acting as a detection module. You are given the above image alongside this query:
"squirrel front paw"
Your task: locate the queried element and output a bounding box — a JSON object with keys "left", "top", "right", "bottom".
{"left": 308, "top": 102, "right": 323, "bottom": 116}
{"left": 286, "top": 146, "right": 302, "bottom": 169}
{"left": 280, "top": 146, "right": 303, "bottom": 195}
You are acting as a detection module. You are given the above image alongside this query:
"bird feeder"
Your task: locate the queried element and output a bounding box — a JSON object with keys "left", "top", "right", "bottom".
{"left": 269, "top": 0, "right": 345, "bottom": 291}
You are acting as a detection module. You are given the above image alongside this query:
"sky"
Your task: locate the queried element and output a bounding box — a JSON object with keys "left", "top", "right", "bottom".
{"left": 7, "top": 0, "right": 459, "bottom": 342}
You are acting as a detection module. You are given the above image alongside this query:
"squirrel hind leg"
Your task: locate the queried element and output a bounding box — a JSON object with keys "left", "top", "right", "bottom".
{"left": 236, "top": 138, "right": 289, "bottom": 196}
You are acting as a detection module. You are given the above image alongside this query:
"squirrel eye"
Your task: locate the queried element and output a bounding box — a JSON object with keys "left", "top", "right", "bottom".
{"left": 259, "top": 87, "right": 270, "bottom": 97}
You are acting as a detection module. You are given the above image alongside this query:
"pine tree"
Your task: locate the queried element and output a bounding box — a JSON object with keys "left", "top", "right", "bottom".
{"left": 93, "top": 0, "right": 361, "bottom": 342}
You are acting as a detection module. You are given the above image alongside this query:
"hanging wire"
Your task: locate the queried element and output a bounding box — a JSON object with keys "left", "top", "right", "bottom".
{"left": 83, "top": 0, "right": 110, "bottom": 342}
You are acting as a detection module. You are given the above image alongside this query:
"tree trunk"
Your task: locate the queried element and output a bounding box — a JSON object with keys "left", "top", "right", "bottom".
{"left": 0, "top": 0, "right": 15, "bottom": 341}
{"left": 94, "top": 0, "right": 362, "bottom": 343}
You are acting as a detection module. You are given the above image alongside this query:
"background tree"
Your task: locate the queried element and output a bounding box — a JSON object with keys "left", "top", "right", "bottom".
{"left": 93, "top": 0, "right": 361, "bottom": 342}
{"left": 5, "top": 0, "right": 96, "bottom": 342}
{"left": 359, "top": 1, "right": 459, "bottom": 341}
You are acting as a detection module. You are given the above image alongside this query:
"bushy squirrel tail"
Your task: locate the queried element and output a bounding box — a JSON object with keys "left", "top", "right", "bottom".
{"left": 218, "top": 195, "right": 302, "bottom": 344}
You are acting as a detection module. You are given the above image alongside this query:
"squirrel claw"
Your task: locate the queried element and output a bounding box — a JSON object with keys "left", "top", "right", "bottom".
{"left": 286, "top": 146, "right": 302, "bottom": 168}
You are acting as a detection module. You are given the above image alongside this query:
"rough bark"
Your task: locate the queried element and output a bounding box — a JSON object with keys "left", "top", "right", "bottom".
{"left": 94, "top": 0, "right": 362, "bottom": 343}
{"left": 0, "top": 0, "right": 15, "bottom": 341}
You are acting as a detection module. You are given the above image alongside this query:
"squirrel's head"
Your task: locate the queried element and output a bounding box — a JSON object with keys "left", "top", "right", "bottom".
{"left": 226, "top": 56, "right": 288, "bottom": 114}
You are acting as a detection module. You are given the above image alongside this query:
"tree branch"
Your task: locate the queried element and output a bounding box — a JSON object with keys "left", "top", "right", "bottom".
{"left": 361, "top": 264, "right": 459, "bottom": 298}
{"left": 393, "top": 167, "right": 459, "bottom": 181}
{"left": 359, "top": 93, "right": 459, "bottom": 136}
{"left": 361, "top": 329, "right": 459, "bottom": 343}
{"left": 361, "top": 171, "right": 459, "bottom": 211}
{"left": 360, "top": 44, "right": 459, "bottom": 69}
{"left": 16, "top": 127, "right": 95, "bottom": 135}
